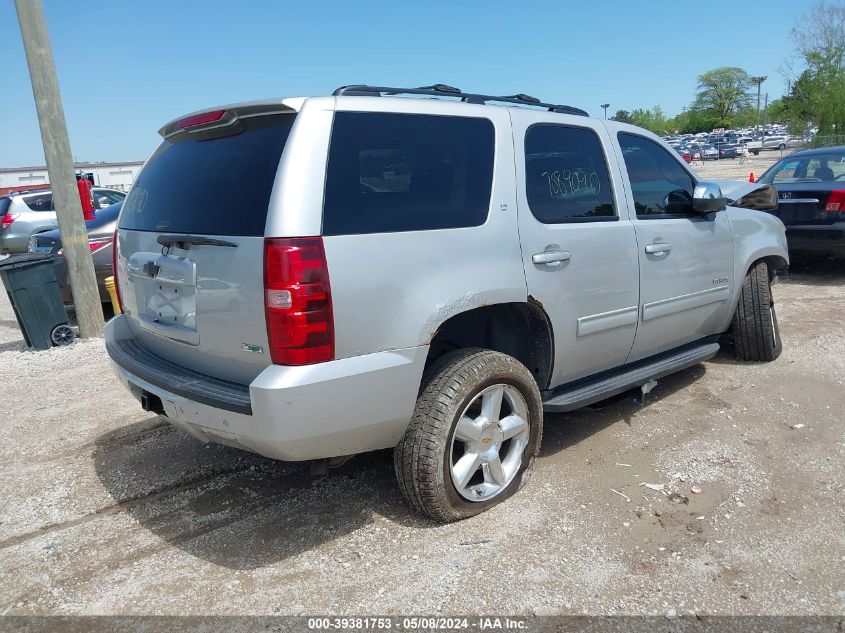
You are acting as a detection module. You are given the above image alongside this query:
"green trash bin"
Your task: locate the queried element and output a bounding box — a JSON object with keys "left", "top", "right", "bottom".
{"left": 0, "top": 252, "right": 75, "bottom": 350}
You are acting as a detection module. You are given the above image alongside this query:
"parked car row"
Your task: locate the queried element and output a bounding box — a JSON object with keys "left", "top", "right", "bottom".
{"left": 664, "top": 124, "right": 810, "bottom": 159}
{"left": 0, "top": 187, "right": 125, "bottom": 254}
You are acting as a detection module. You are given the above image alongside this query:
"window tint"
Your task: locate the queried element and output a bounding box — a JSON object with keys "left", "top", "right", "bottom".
{"left": 119, "top": 114, "right": 294, "bottom": 235}
{"left": 524, "top": 125, "right": 615, "bottom": 223}
{"left": 0, "top": 198, "right": 10, "bottom": 215}
{"left": 94, "top": 189, "right": 126, "bottom": 208}
{"left": 22, "top": 193, "right": 54, "bottom": 212}
{"left": 618, "top": 133, "right": 695, "bottom": 217}
{"left": 766, "top": 159, "right": 802, "bottom": 183}
{"left": 323, "top": 112, "right": 494, "bottom": 235}
{"left": 758, "top": 152, "right": 845, "bottom": 184}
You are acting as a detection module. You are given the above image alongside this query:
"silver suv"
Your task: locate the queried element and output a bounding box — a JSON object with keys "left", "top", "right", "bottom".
{"left": 0, "top": 187, "right": 126, "bottom": 253}
{"left": 106, "top": 85, "right": 788, "bottom": 521}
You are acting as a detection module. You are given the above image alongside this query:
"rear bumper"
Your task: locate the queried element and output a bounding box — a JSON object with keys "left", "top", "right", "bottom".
{"left": 786, "top": 225, "right": 845, "bottom": 256}
{"left": 104, "top": 314, "right": 427, "bottom": 461}
{"left": 0, "top": 232, "right": 29, "bottom": 253}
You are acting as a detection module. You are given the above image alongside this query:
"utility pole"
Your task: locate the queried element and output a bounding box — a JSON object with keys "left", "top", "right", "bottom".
{"left": 601, "top": 103, "right": 610, "bottom": 119}
{"left": 764, "top": 92, "right": 769, "bottom": 128}
{"left": 14, "top": 0, "right": 104, "bottom": 338}
{"left": 750, "top": 76, "right": 767, "bottom": 138}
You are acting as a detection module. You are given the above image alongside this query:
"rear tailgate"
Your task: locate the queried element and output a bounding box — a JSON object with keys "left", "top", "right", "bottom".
{"left": 116, "top": 108, "right": 296, "bottom": 385}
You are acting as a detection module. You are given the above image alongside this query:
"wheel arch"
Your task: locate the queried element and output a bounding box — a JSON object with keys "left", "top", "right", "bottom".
{"left": 425, "top": 301, "right": 554, "bottom": 391}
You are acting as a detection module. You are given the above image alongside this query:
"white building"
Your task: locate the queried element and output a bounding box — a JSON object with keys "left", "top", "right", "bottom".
{"left": 0, "top": 161, "right": 143, "bottom": 195}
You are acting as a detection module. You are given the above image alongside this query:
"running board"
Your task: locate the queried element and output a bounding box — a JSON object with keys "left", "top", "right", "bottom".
{"left": 542, "top": 342, "right": 720, "bottom": 412}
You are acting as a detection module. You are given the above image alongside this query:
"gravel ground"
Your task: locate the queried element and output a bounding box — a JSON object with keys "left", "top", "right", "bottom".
{"left": 0, "top": 168, "right": 843, "bottom": 616}
{"left": 691, "top": 152, "right": 782, "bottom": 181}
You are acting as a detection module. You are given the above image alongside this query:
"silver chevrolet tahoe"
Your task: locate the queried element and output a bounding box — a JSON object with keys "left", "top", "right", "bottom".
{"left": 106, "top": 84, "right": 788, "bottom": 521}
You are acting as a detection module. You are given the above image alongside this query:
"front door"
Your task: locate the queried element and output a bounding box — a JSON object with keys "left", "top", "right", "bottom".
{"left": 512, "top": 112, "right": 640, "bottom": 387}
{"left": 613, "top": 131, "right": 734, "bottom": 362}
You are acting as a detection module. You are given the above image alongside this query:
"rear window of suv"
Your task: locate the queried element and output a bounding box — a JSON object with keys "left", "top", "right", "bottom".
{"left": 119, "top": 114, "right": 295, "bottom": 236}
{"left": 323, "top": 112, "right": 495, "bottom": 235}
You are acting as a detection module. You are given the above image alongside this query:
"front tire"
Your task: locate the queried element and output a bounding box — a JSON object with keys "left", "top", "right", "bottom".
{"left": 732, "top": 261, "right": 782, "bottom": 361}
{"left": 395, "top": 349, "right": 543, "bottom": 522}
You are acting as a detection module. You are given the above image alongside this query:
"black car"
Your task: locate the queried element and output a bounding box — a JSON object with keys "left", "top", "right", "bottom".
{"left": 755, "top": 146, "right": 845, "bottom": 258}
{"left": 717, "top": 143, "right": 738, "bottom": 159}
{"left": 28, "top": 202, "right": 122, "bottom": 303}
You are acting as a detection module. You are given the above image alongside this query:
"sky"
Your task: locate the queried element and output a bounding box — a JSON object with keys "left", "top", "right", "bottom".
{"left": 0, "top": 0, "right": 810, "bottom": 168}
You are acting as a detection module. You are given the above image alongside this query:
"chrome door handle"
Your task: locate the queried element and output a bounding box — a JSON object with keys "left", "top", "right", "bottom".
{"left": 644, "top": 243, "right": 672, "bottom": 254}
{"left": 532, "top": 250, "right": 571, "bottom": 265}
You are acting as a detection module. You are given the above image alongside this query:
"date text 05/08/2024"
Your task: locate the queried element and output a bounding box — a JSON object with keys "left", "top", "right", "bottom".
{"left": 307, "top": 616, "right": 528, "bottom": 630}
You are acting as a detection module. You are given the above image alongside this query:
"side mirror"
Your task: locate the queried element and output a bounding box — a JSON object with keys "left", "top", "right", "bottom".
{"left": 692, "top": 182, "right": 727, "bottom": 213}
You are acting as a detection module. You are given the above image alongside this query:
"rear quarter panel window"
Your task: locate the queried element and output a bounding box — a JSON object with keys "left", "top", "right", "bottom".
{"left": 22, "top": 193, "right": 54, "bottom": 212}
{"left": 119, "top": 114, "right": 294, "bottom": 236}
{"left": 322, "top": 112, "right": 495, "bottom": 235}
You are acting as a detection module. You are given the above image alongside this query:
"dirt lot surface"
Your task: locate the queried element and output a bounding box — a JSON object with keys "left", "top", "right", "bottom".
{"left": 1, "top": 158, "right": 843, "bottom": 617}
{"left": 691, "top": 153, "right": 782, "bottom": 181}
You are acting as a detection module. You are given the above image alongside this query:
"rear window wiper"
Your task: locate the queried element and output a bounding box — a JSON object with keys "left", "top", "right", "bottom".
{"left": 156, "top": 235, "right": 237, "bottom": 249}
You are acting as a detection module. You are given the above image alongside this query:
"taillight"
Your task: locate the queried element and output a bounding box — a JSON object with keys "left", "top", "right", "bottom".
{"left": 57, "top": 238, "right": 110, "bottom": 256}
{"left": 264, "top": 237, "right": 334, "bottom": 365}
{"left": 112, "top": 228, "right": 124, "bottom": 312}
{"left": 1, "top": 213, "right": 19, "bottom": 230}
{"left": 89, "top": 238, "right": 111, "bottom": 253}
{"left": 824, "top": 190, "right": 845, "bottom": 212}
{"left": 176, "top": 109, "right": 226, "bottom": 129}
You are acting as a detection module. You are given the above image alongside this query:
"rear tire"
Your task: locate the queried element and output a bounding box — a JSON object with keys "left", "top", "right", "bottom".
{"left": 395, "top": 348, "right": 543, "bottom": 522}
{"left": 732, "top": 261, "right": 782, "bottom": 361}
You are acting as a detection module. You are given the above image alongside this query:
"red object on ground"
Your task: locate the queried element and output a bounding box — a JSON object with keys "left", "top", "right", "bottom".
{"left": 77, "top": 177, "right": 95, "bottom": 219}
{"left": 749, "top": 172, "right": 755, "bottom": 183}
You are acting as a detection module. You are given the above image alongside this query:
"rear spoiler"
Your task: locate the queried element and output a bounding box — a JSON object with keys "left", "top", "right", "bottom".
{"left": 158, "top": 101, "right": 297, "bottom": 139}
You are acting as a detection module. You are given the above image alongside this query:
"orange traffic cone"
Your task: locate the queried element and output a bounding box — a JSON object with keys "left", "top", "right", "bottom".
{"left": 749, "top": 172, "right": 755, "bottom": 183}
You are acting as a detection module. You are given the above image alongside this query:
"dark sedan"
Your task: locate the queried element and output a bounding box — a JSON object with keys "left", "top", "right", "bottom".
{"left": 755, "top": 146, "right": 845, "bottom": 258}
{"left": 28, "top": 202, "right": 122, "bottom": 304}
{"left": 717, "top": 143, "right": 738, "bottom": 159}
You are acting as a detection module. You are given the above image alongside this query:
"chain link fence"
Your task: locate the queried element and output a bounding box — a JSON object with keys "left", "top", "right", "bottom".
{"left": 810, "top": 134, "right": 845, "bottom": 148}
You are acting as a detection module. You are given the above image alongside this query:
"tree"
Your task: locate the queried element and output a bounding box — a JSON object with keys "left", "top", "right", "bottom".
{"left": 784, "top": 1, "right": 845, "bottom": 135}
{"left": 611, "top": 109, "right": 633, "bottom": 124}
{"left": 627, "top": 106, "right": 671, "bottom": 135}
{"left": 693, "top": 67, "right": 752, "bottom": 125}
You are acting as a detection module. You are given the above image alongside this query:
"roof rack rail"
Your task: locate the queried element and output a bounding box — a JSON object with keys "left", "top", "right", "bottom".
{"left": 332, "top": 84, "right": 588, "bottom": 116}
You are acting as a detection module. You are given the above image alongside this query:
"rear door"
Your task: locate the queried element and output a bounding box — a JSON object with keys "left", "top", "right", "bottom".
{"left": 613, "top": 130, "right": 734, "bottom": 361}
{"left": 512, "top": 111, "right": 640, "bottom": 386}
{"left": 117, "top": 109, "right": 296, "bottom": 384}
